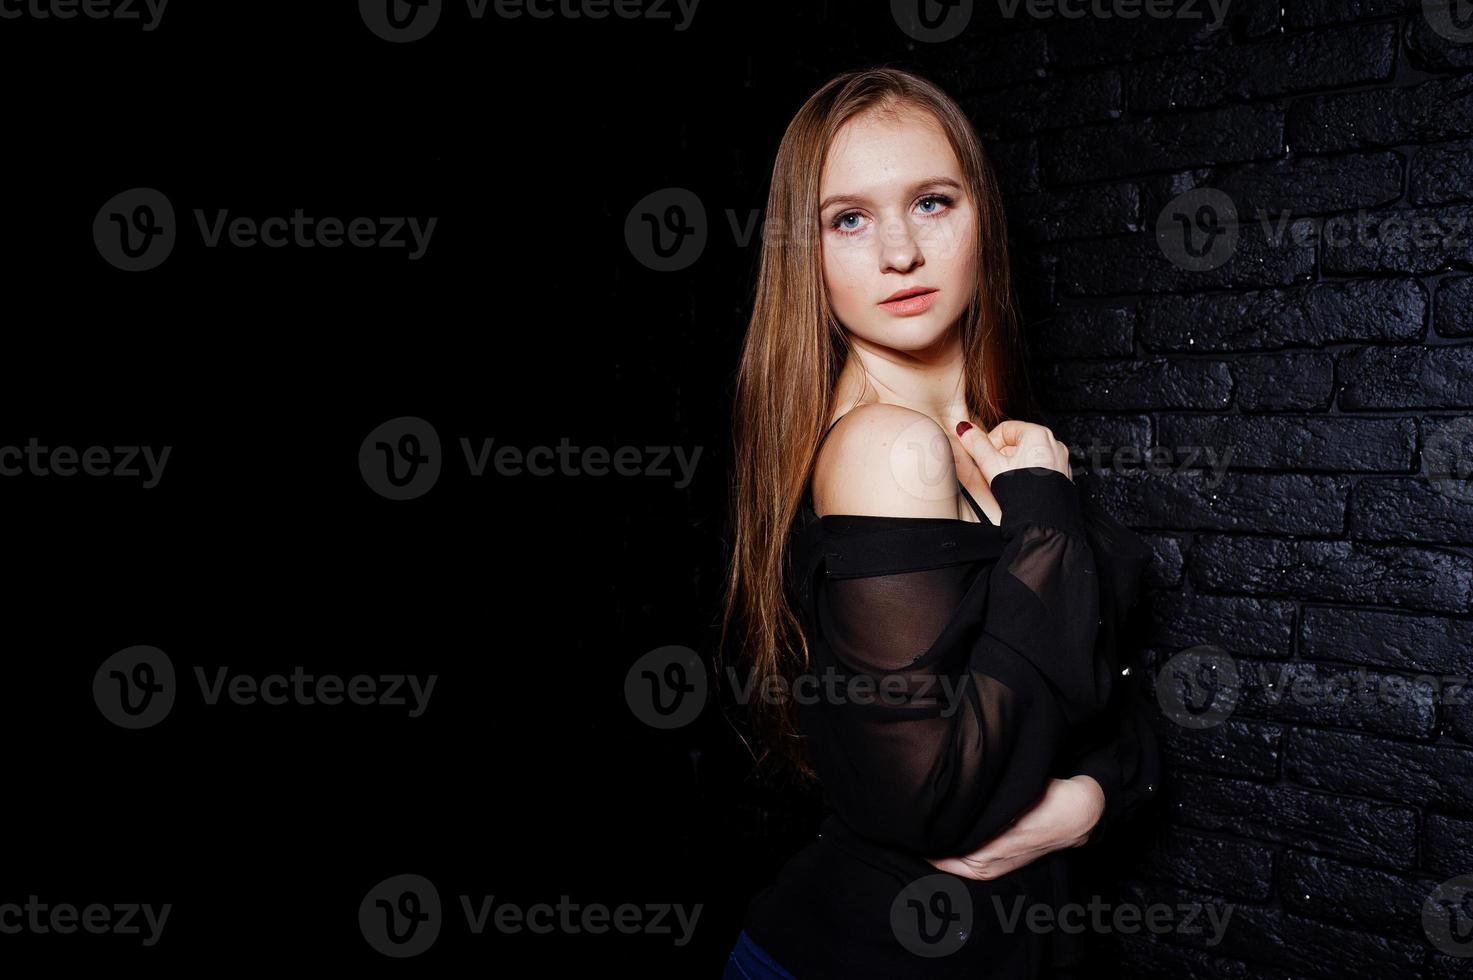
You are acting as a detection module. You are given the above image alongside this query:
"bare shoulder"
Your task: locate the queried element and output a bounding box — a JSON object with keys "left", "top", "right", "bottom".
{"left": 812, "top": 403, "right": 959, "bottom": 519}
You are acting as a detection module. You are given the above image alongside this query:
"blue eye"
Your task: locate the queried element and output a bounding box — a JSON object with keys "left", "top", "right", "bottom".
{"left": 918, "top": 194, "right": 950, "bottom": 214}
{"left": 828, "top": 194, "right": 956, "bottom": 237}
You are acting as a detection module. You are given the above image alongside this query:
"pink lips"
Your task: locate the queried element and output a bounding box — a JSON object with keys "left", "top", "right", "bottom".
{"left": 878, "top": 287, "right": 938, "bottom": 316}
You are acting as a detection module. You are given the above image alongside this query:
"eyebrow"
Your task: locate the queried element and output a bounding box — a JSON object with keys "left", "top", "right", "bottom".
{"left": 818, "top": 176, "right": 964, "bottom": 213}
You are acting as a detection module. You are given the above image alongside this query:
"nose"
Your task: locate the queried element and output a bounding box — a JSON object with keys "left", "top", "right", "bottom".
{"left": 878, "top": 213, "right": 923, "bottom": 274}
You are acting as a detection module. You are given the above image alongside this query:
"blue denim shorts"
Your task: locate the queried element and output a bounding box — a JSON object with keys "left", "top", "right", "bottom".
{"left": 723, "top": 929, "right": 797, "bottom": 979}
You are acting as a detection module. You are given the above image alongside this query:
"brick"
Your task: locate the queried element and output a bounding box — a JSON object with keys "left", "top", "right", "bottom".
{"left": 1228, "top": 659, "right": 1439, "bottom": 739}
{"left": 1320, "top": 204, "right": 1473, "bottom": 275}
{"left": 1139, "top": 279, "right": 1426, "bottom": 353}
{"left": 972, "top": 70, "right": 1121, "bottom": 135}
{"left": 1410, "top": 139, "right": 1473, "bottom": 206}
{"left": 1189, "top": 535, "right": 1473, "bottom": 613}
{"left": 1301, "top": 605, "right": 1473, "bottom": 675}
{"left": 1154, "top": 718, "right": 1285, "bottom": 780}
{"left": 1349, "top": 476, "right": 1473, "bottom": 545}
{"left": 1279, "top": 850, "right": 1428, "bottom": 938}
{"left": 1288, "top": 77, "right": 1473, "bottom": 153}
{"left": 1118, "top": 935, "right": 1257, "bottom": 980}
{"left": 1287, "top": 727, "right": 1473, "bottom": 813}
{"left": 1146, "top": 593, "right": 1297, "bottom": 659}
{"left": 1043, "top": 358, "right": 1233, "bottom": 410}
{"left": 1421, "top": 416, "right": 1473, "bottom": 505}
{"left": 1138, "top": 828, "right": 1276, "bottom": 901}
{"left": 1208, "top": 150, "right": 1403, "bottom": 216}
{"left": 1008, "top": 181, "right": 1140, "bottom": 244}
{"left": 1284, "top": 0, "right": 1419, "bottom": 29}
{"left": 1339, "top": 344, "right": 1473, "bottom": 409}
{"left": 1121, "top": 880, "right": 1426, "bottom": 977}
{"left": 1141, "top": 534, "right": 1186, "bottom": 588}
{"left": 1055, "top": 224, "right": 1314, "bottom": 296}
{"left": 1434, "top": 276, "right": 1473, "bottom": 337}
{"left": 1168, "top": 772, "right": 1418, "bottom": 867}
{"left": 1407, "top": 9, "right": 1473, "bottom": 73}
{"left": 1127, "top": 24, "right": 1395, "bottom": 112}
{"left": 1220, "top": 905, "right": 1425, "bottom": 979}
{"left": 1087, "top": 470, "right": 1349, "bottom": 534}
{"left": 1231, "top": 352, "right": 1336, "bottom": 410}
{"left": 1047, "top": 13, "right": 1233, "bottom": 70}
{"left": 1030, "top": 303, "right": 1136, "bottom": 359}
{"left": 1044, "top": 105, "right": 1285, "bottom": 184}
{"left": 1047, "top": 413, "right": 1153, "bottom": 461}
{"left": 1156, "top": 414, "right": 1416, "bottom": 471}
{"left": 1423, "top": 812, "right": 1473, "bottom": 878}
{"left": 1441, "top": 680, "right": 1473, "bottom": 746}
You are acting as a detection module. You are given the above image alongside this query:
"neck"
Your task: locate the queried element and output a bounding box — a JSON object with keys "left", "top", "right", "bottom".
{"left": 830, "top": 327, "right": 970, "bottom": 426}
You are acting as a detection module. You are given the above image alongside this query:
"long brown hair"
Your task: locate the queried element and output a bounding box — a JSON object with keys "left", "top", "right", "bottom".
{"left": 718, "top": 66, "right": 1041, "bottom": 788}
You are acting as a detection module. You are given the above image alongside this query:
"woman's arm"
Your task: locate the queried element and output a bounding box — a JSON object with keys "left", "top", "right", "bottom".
{"left": 926, "top": 688, "right": 1161, "bottom": 879}
{"left": 925, "top": 774, "right": 1106, "bottom": 879}
{"left": 801, "top": 408, "right": 1113, "bottom": 857}
{"left": 1055, "top": 655, "right": 1162, "bottom": 845}
{"left": 926, "top": 488, "right": 1161, "bottom": 877}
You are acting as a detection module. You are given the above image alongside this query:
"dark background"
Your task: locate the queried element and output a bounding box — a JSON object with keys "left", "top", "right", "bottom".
{"left": 3, "top": 0, "right": 1472, "bottom": 976}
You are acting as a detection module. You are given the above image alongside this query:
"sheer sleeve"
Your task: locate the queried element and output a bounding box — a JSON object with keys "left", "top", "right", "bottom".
{"left": 1056, "top": 497, "right": 1161, "bottom": 843}
{"left": 801, "top": 466, "right": 1115, "bottom": 859}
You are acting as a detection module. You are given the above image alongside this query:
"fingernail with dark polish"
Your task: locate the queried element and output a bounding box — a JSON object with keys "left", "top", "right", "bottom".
{"left": 955, "top": 421, "right": 972, "bottom": 437}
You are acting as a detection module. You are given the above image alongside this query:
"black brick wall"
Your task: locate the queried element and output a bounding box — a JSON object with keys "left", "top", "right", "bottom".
{"left": 809, "top": 2, "right": 1473, "bottom": 977}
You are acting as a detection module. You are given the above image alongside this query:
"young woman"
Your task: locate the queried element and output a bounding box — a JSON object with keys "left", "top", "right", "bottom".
{"left": 719, "top": 67, "right": 1160, "bottom": 978}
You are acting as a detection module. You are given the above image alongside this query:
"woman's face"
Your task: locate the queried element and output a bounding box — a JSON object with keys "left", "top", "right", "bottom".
{"left": 817, "top": 106, "right": 977, "bottom": 354}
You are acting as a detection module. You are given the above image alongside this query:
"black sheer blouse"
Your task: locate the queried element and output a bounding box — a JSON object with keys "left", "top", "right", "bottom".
{"left": 740, "top": 424, "right": 1160, "bottom": 979}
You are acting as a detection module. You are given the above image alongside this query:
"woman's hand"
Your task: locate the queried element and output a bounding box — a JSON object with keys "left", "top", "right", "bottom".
{"left": 924, "top": 775, "right": 1105, "bottom": 880}
{"left": 955, "top": 418, "right": 1072, "bottom": 483}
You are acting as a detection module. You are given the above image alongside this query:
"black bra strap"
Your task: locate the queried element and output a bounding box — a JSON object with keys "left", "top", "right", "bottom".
{"left": 804, "top": 412, "right": 851, "bottom": 512}
{"left": 817, "top": 411, "right": 848, "bottom": 450}
{"left": 957, "top": 483, "right": 986, "bottom": 523}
